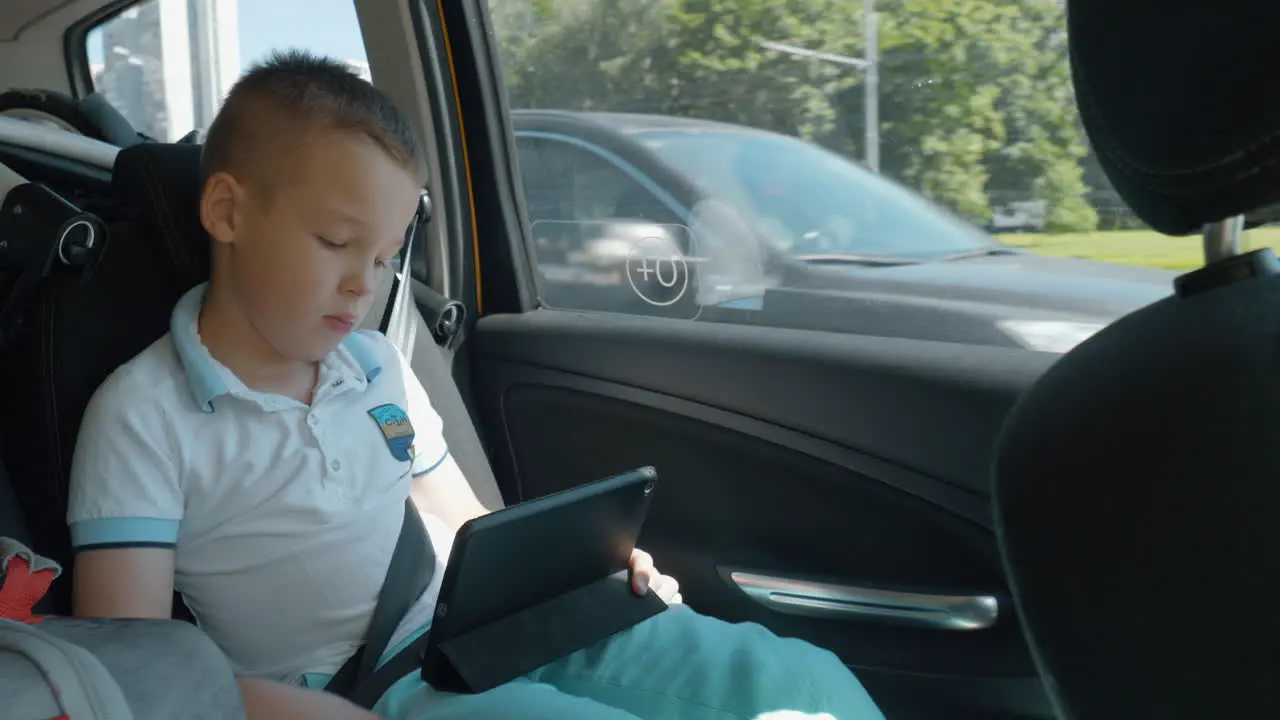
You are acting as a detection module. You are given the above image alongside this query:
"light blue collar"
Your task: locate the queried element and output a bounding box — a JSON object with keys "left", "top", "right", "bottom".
{"left": 170, "top": 282, "right": 383, "bottom": 412}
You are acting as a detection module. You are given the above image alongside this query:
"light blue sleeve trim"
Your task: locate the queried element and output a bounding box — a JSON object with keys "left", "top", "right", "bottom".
{"left": 411, "top": 449, "right": 450, "bottom": 478}
{"left": 70, "top": 517, "right": 180, "bottom": 549}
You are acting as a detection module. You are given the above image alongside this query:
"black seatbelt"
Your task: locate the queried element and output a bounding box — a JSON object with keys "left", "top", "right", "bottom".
{"left": 328, "top": 190, "right": 466, "bottom": 709}
{"left": 326, "top": 500, "right": 434, "bottom": 704}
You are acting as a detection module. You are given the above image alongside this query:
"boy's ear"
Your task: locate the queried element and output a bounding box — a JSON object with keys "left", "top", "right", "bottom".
{"left": 200, "top": 171, "right": 242, "bottom": 246}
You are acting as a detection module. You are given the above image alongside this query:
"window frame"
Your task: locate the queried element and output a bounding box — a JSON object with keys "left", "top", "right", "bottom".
{"left": 433, "top": 0, "right": 540, "bottom": 316}
{"left": 389, "top": 0, "right": 470, "bottom": 299}
{"left": 513, "top": 131, "right": 686, "bottom": 227}
{"left": 59, "top": 0, "right": 468, "bottom": 302}
{"left": 63, "top": 0, "right": 142, "bottom": 98}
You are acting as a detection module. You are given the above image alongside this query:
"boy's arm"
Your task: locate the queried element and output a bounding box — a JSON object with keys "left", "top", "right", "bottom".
{"left": 73, "top": 548, "right": 175, "bottom": 618}
{"left": 66, "top": 378, "right": 183, "bottom": 619}
{"left": 238, "top": 677, "right": 378, "bottom": 720}
{"left": 409, "top": 453, "right": 492, "bottom": 533}
{"left": 394, "top": 340, "right": 502, "bottom": 534}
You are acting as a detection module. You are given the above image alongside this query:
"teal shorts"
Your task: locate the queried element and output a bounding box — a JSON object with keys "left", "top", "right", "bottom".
{"left": 359, "top": 605, "right": 884, "bottom": 720}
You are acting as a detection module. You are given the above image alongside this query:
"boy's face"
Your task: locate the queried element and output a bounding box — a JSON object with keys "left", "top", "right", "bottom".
{"left": 203, "top": 129, "right": 420, "bottom": 363}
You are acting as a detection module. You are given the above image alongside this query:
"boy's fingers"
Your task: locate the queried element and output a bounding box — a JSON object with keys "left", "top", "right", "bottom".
{"left": 632, "top": 566, "right": 655, "bottom": 595}
{"left": 630, "top": 549, "right": 655, "bottom": 595}
{"left": 630, "top": 548, "right": 653, "bottom": 571}
{"left": 655, "top": 574, "right": 680, "bottom": 604}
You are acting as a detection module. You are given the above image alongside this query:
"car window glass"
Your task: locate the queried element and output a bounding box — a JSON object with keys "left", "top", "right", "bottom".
{"left": 641, "top": 130, "right": 994, "bottom": 259}
{"left": 517, "top": 135, "right": 680, "bottom": 224}
{"left": 85, "top": 0, "right": 367, "bottom": 142}
{"left": 516, "top": 135, "right": 698, "bottom": 313}
{"left": 490, "top": 0, "right": 1280, "bottom": 353}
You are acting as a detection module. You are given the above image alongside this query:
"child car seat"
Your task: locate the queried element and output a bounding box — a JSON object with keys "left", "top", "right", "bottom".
{"left": 0, "top": 89, "right": 150, "bottom": 147}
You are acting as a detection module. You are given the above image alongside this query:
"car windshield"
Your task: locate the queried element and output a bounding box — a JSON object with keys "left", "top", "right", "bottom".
{"left": 638, "top": 129, "right": 997, "bottom": 260}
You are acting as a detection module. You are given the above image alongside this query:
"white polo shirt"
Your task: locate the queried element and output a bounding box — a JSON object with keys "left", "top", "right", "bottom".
{"left": 66, "top": 282, "right": 454, "bottom": 683}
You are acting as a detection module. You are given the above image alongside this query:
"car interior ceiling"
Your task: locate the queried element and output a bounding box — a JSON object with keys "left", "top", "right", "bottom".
{"left": 3, "top": 0, "right": 1280, "bottom": 717}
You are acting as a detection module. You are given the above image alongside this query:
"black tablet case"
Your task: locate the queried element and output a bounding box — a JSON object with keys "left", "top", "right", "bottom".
{"left": 421, "top": 467, "right": 668, "bottom": 694}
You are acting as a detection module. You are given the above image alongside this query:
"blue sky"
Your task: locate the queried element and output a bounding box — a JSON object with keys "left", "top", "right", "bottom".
{"left": 87, "top": 0, "right": 368, "bottom": 67}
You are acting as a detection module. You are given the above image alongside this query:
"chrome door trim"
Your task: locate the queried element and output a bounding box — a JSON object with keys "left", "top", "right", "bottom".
{"left": 725, "top": 569, "right": 998, "bottom": 631}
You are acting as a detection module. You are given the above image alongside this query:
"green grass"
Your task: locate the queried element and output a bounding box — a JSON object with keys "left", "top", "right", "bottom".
{"left": 997, "top": 227, "right": 1280, "bottom": 271}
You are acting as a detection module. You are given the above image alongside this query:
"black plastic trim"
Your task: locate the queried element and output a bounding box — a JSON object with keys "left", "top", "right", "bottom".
{"left": 480, "top": 359, "right": 991, "bottom": 527}
{"left": 439, "top": 0, "right": 537, "bottom": 314}
{"left": 409, "top": 1, "right": 467, "bottom": 296}
{"left": 472, "top": 309, "right": 1054, "bottom": 494}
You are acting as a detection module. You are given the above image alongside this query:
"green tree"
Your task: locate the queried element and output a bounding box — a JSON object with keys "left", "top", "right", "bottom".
{"left": 489, "top": 0, "right": 1096, "bottom": 232}
{"left": 492, "top": 0, "right": 676, "bottom": 112}
{"left": 981, "top": 0, "right": 1096, "bottom": 232}
{"left": 660, "top": 0, "right": 859, "bottom": 145}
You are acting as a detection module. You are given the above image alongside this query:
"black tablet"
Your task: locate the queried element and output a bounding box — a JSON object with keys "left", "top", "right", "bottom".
{"left": 422, "top": 466, "right": 667, "bottom": 693}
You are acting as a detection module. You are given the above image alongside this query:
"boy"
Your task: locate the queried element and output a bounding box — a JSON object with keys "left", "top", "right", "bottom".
{"left": 66, "top": 51, "right": 884, "bottom": 719}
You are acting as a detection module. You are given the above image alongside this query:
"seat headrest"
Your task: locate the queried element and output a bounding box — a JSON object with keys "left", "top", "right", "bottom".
{"left": 110, "top": 142, "right": 209, "bottom": 285}
{"left": 1071, "top": 0, "right": 1280, "bottom": 235}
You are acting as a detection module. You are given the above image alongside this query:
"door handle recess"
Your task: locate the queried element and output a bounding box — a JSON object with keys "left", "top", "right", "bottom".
{"left": 725, "top": 570, "right": 998, "bottom": 631}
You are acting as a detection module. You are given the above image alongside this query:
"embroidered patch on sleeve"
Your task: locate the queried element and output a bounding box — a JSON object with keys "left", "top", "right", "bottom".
{"left": 367, "top": 403, "right": 417, "bottom": 462}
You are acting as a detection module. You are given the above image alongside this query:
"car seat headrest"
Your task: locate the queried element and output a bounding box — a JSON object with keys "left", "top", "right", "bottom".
{"left": 995, "top": 282, "right": 1280, "bottom": 719}
{"left": 110, "top": 142, "right": 209, "bottom": 285}
{"left": 77, "top": 93, "right": 148, "bottom": 147}
{"left": 1071, "top": 0, "right": 1280, "bottom": 235}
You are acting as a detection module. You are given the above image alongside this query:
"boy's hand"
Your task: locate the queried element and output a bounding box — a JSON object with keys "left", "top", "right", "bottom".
{"left": 629, "top": 548, "right": 681, "bottom": 605}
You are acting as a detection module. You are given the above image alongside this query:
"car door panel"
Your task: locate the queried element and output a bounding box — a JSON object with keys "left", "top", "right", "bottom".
{"left": 468, "top": 310, "right": 1058, "bottom": 718}
{"left": 472, "top": 310, "right": 1052, "bottom": 494}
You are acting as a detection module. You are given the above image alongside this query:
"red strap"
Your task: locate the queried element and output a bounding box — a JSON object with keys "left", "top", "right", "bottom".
{"left": 0, "top": 555, "right": 55, "bottom": 622}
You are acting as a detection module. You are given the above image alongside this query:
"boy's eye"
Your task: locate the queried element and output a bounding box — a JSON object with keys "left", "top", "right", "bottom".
{"left": 316, "top": 235, "right": 345, "bottom": 249}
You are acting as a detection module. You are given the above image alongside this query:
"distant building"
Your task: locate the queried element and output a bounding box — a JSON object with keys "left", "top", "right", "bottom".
{"left": 94, "top": 0, "right": 238, "bottom": 141}
{"left": 91, "top": 0, "right": 371, "bottom": 141}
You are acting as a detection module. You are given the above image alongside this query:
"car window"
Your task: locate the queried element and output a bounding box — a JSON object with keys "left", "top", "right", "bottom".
{"left": 490, "top": 0, "right": 1280, "bottom": 353}
{"left": 516, "top": 135, "right": 680, "bottom": 225}
{"left": 515, "top": 134, "right": 700, "bottom": 315}
{"left": 85, "top": 0, "right": 367, "bottom": 142}
{"left": 639, "top": 129, "right": 995, "bottom": 259}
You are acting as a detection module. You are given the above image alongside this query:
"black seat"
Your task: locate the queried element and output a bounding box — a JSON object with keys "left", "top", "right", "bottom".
{"left": 993, "top": 1, "right": 1280, "bottom": 718}
{"left": 0, "top": 143, "right": 204, "bottom": 614}
{"left": 0, "top": 454, "right": 33, "bottom": 550}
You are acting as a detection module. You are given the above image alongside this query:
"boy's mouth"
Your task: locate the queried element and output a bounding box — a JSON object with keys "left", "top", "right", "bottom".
{"left": 323, "top": 314, "right": 356, "bottom": 333}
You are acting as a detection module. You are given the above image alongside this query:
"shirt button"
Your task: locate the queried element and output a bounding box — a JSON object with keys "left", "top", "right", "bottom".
{"left": 307, "top": 414, "right": 320, "bottom": 427}
{"left": 330, "top": 458, "right": 342, "bottom": 472}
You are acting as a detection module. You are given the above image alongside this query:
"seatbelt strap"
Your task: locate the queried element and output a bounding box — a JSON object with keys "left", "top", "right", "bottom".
{"left": 325, "top": 499, "right": 433, "bottom": 703}
{"left": 346, "top": 631, "right": 430, "bottom": 709}
{"left": 329, "top": 191, "right": 461, "bottom": 708}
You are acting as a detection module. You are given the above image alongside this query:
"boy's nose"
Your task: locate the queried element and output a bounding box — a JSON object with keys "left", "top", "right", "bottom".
{"left": 343, "top": 265, "right": 379, "bottom": 298}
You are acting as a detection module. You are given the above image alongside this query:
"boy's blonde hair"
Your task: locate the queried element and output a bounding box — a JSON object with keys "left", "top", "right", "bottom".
{"left": 200, "top": 49, "right": 425, "bottom": 199}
